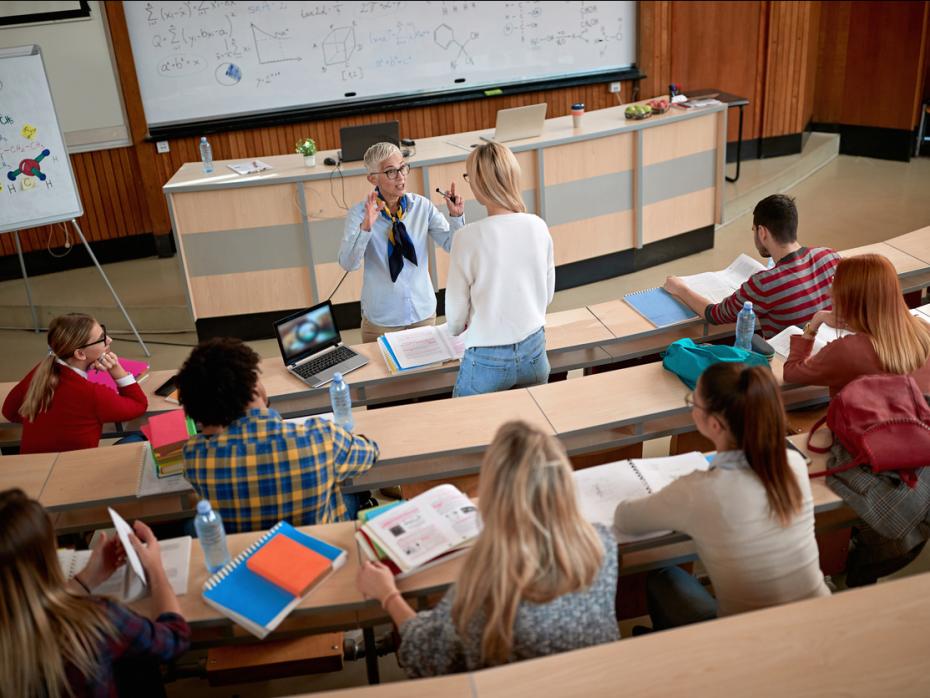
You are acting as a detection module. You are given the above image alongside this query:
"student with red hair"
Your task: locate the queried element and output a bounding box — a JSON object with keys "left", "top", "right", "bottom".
{"left": 784, "top": 253, "right": 930, "bottom": 393}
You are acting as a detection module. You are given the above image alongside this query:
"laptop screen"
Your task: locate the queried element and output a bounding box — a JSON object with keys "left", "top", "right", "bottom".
{"left": 339, "top": 120, "right": 400, "bottom": 162}
{"left": 273, "top": 302, "right": 341, "bottom": 366}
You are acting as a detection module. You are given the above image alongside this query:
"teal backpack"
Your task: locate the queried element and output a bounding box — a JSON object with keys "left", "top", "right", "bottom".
{"left": 662, "top": 338, "right": 771, "bottom": 389}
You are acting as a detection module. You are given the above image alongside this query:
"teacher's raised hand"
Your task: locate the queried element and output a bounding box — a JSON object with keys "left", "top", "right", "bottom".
{"left": 361, "top": 190, "right": 382, "bottom": 232}
{"left": 445, "top": 181, "right": 464, "bottom": 217}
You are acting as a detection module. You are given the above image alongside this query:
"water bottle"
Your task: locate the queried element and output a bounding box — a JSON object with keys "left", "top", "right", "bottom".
{"left": 193, "top": 500, "right": 230, "bottom": 573}
{"left": 199, "top": 136, "right": 214, "bottom": 173}
{"left": 735, "top": 301, "right": 756, "bottom": 351}
{"left": 329, "top": 372, "right": 354, "bottom": 431}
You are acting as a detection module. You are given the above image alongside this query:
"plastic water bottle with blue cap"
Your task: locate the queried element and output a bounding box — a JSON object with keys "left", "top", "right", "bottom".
{"left": 193, "top": 500, "right": 230, "bottom": 573}
{"left": 735, "top": 301, "right": 756, "bottom": 351}
{"left": 329, "top": 372, "right": 354, "bottom": 431}
{"left": 199, "top": 136, "right": 214, "bottom": 173}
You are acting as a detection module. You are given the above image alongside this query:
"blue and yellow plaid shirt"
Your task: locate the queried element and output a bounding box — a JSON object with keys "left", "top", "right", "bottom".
{"left": 182, "top": 408, "right": 379, "bottom": 533}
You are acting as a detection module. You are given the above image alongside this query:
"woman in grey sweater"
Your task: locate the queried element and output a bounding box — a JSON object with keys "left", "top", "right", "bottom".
{"left": 355, "top": 421, "right": 619, "bottom": 677}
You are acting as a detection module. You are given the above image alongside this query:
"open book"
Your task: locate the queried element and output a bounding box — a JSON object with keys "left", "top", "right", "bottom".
{"left": 227, "top": 160, "right": 272, "bottom": 175}
{"left": 378, "top": 323, "right": 467, "bottom": 373}
{"left": 574, "top": 452, "right": 711, "bottom": 543}
{"left": 676, "top": 254, "right": 766, "bottom": 304}
{"left": 768, "top": 323, "right": 853, "bottom": 359}
{"left": 355, "top": 484, "right": 480, "bottom": 577}
{"left": 58, "top": 525, "right": 191, "bottom": 602}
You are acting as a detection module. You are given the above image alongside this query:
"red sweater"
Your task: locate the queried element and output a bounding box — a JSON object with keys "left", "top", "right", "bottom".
{"left": 783, "top": 333, "right": 930, "bottom": 396}
{"left": 2, "top": 364, "right": 148, "bottom": 454}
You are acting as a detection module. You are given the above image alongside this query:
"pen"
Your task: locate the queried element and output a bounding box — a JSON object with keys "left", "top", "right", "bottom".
{"left": 435, "top": 187, "right": 454, "bottom": 200}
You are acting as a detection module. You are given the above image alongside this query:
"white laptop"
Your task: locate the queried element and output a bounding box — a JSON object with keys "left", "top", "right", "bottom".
{"left": 480, "top": 103, "right": 548, "bottom": 143}
{"left": 273, "top": 302, "right": 367, "bottom": 388}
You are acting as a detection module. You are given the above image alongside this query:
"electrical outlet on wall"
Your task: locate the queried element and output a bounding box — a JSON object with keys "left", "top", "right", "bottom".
{"left": 608, "top": 82, "right": 622, "bottom": 94}
{"left": 156, "top": 141, "right": 170, "bottom": 153}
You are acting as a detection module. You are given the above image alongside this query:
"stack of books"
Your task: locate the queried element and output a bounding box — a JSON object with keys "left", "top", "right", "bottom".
{"left": 140, "top": 409, "right": 197, "bottom": 477}
{"left": 202, "top": 521, "right": 346, "bottom": 638}
{"left": 377, "top": 323, "right": 466, "bottom": 374}
{"left": 355, "top": 484, "right": 480, "bottom": 578}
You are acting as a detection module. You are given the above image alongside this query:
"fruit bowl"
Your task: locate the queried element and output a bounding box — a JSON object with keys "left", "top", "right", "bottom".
{"left": 625, "top": 105, "right": 653, "bottom": 120}
{"left": 649, "top": 99, "right": 670, "bottom": 114}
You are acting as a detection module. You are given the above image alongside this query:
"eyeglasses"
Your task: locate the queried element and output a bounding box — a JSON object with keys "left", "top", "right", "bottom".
{"left": 684, "top": 392, "right": 708, "bottom": 411}
{"left": 378, "top": 164, "right": 410, "bottom": 180}
{"left": 80, "top": 325, "right": 107, "bottom": 348}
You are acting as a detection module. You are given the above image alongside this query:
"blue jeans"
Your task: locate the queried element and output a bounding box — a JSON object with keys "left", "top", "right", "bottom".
{"left": 453, "top": 328, "right": 549, "bottom": 398}
{"left": 646, "top": 566, "right": 718, "bottom": 630}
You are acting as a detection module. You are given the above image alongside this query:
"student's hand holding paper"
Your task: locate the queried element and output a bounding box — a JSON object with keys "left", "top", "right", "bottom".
{"left": 75, "top": 532, "right": 127, "bottom": 590}
{"left": 128, "top": 520, "right": 183, "bottom": 616}
{"left": 806, "top": 309, "right": 839, "bottom": 336}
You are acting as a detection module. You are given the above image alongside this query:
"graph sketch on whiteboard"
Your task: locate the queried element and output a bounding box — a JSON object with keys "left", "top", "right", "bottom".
{"left": 251, "top": 23, "right": 301, "bottom": 65}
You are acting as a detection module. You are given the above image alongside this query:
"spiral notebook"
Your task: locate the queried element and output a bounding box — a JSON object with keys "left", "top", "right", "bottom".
{"left": 573, "top": 452, "right": 710, "bottom": 543}
{"left": 623, "top": 288, "right": 699, "bottom": 328}
{"left": 202, "top": 521, "right": 346, "bottom": 639}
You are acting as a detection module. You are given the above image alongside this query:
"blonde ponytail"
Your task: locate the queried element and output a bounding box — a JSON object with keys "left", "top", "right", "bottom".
{"left": 19, "top": 314, "right": 96, "bottom": 421}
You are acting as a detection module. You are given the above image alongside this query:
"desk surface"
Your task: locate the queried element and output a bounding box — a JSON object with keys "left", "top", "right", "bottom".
{"left": 164, "top": 101, "right": 727, "bottom": 193}
{"left": 0, "top": 451, "right": 57, "bottom": 499}
{"left": 886, "top": 226, "right": 930, "bottom": 266}
{"left": 468, "top": 571, "right": 930, "bottom": 698}
{"left": 39, "top": 442, "right": 149, "bottom": 510}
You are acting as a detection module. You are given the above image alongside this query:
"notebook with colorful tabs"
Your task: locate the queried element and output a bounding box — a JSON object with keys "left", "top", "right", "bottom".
{"left": 246, "top": 533, "right": 332, "bottom": 597}
{"left": 202, "top": 521, "right": 346, "bottom": 639}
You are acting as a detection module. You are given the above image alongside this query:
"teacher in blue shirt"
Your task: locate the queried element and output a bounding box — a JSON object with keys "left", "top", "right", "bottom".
{"left": 339, "top": 142, "right": 464, "bottom": 343}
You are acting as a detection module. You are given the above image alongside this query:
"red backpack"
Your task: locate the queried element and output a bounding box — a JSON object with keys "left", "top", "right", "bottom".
{"left": 807, "top": 374, "right": 930, "bottom": 487}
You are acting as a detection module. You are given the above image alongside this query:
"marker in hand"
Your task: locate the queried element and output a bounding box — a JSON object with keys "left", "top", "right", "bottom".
{"left": 435, "top": 187, "right": 453, "bottom": 200}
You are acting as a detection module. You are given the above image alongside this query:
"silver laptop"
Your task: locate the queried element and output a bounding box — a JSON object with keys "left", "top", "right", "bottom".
{"left": 480, "top": 103, "right": 548, "bottom": 143}
{"left": 273, "top": 302, "right": 367, "bottom": 388}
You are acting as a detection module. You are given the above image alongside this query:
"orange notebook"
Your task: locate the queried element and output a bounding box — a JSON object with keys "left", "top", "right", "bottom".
{"left": 245, "top": 533, "right": 332, "bottom": 597}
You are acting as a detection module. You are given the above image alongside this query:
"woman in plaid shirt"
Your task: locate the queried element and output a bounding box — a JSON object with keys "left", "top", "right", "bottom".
{"left": 0, "top": 489, "right": 189, "bottom": 697}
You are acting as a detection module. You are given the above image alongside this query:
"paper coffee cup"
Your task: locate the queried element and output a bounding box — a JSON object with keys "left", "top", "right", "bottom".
{"left": 571, "top": 102, "right": 585, "bottom": 128}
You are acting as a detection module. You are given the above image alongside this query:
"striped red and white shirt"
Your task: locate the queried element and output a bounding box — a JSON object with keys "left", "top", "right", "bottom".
{"left": 705, "top": 247, "right": 840, "bottom": 338}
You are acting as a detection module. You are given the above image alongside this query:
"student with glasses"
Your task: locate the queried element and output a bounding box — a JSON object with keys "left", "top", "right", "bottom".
{"left": 614, "top": 363, "right": 829, "bottom": 631}
{"left": 3, "top": 313, "right": 147, "bottom": 453}
{"left": 338, "top": 142, "right": 465, "bottom": 343}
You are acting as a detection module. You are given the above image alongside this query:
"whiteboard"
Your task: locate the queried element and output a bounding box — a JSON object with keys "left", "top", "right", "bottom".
{"left": 0, "top": 45, "right": 83, "bottom": 234}
{"left": 123, "top": 1, "right": 637, "bottom": 129}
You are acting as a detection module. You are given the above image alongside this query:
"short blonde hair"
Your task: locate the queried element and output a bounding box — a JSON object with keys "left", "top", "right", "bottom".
{"left": 466, "top": 142, "right": 526, "bottom": 213}
{"left": 363, "top": 142, "right": 402, "bottom": 174}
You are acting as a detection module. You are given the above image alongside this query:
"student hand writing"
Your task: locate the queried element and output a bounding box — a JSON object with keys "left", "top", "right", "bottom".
{"left": 361, "top": 190, "right": 382, "bottom": 232}
{"left": 445, "top": 181, "right": 464, "bottom": 217}
{"left": 356, "top": 559, "right": 398, "bottom": 603}
{"left": 75, "top": 531, "right": 127, "bottom": 590}
{"left": 806, "top": 309, "right": 840, "bottom": 335}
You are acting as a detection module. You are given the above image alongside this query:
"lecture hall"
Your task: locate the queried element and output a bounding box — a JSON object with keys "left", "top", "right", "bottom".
{"left": 2, "top": 1, "right": 930, "bottom": 696}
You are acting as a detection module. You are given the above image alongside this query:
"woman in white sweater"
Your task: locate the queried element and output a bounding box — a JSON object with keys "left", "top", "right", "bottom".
{"left": 614, "top": 363, "right": 830, "bottom": 629}
{"left": 444, "top": 141, "right": 554, "bottom": 397}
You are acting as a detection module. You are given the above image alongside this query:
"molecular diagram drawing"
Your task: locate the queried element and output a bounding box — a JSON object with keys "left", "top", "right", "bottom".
{"left": 7, "top": 149, "right": 50, "bottom": 182}
{"left": 322, "top": 25, "right": 358, "bottom": 67}
{"left": 434, "top": 24, "right": 477, "bottom": 70}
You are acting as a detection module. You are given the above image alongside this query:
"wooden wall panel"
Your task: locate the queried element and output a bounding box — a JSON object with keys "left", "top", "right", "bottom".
{"left": 814, "top": 1, "right": 930, "bottom": 130}
{"left": 638, "top": 1, "right": 672, "bottom": 100}
{"left": 762, "top": 1, "right": 820, "bottom": 138}
{"left": 668, "top": 1, "right": 764, "bottom": 142}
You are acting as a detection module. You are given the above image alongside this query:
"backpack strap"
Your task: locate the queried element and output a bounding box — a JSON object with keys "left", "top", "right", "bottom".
{"left": 806, "top": 415, "right": 833, "bottom": 454}
{"left": 808, "top": 452, "right": 868, "bottom": 479}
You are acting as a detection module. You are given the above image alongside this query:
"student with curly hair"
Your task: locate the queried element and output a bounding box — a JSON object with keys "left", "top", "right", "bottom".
{"left": 175, "top": 338, "right": 380, "bottom": 533}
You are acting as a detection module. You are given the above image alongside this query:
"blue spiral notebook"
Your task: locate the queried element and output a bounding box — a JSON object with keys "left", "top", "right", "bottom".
{"left": 624, "top": 287, "right": 699, "bottom": 328}
{"left": 202, "top": 521, "right": 346, "bottom": 639}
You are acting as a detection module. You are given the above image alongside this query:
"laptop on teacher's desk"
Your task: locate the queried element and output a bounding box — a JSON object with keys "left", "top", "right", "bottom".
{"left": 480, "top": 103, "right": 548, "bottom": 143}
{"left": 273, "top": 302, "right": 367, "bottom": 388}
{"left": 338, "top": 120, "right": 400, "bottom": 162}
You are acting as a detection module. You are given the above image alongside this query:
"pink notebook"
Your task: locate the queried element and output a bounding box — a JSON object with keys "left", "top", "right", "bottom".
{"left": 87, "top": 357, "right": 149, "bottom": 393}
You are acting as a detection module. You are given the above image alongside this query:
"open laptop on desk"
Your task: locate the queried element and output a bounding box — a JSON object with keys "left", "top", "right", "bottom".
{"left": 273, "top": 302, "right": 367, "bottom": 388}
{"left": 480, "top": 103, "right": 547, "bottom": 143}
{"left": 338, "top": 121, "right": 400, "bottom": 162}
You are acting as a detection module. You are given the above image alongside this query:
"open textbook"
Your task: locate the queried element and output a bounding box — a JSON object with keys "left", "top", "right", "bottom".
{"left": 355, "top": 484, "right": 480, "bottom": 577}
{"left": 768, "top": 323, "right": 853, "bottom": 359}
{"left": 58, "top": 512, "right": 191, "bottom": 602}
{"left": 676, "top": 254, "right": 766, "bottom": 304}
{"left": 574, "top": 452, "right": 711, "bottom": 543}
{"left": 378, "top": 323, "right": 467, "bottom": 373}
